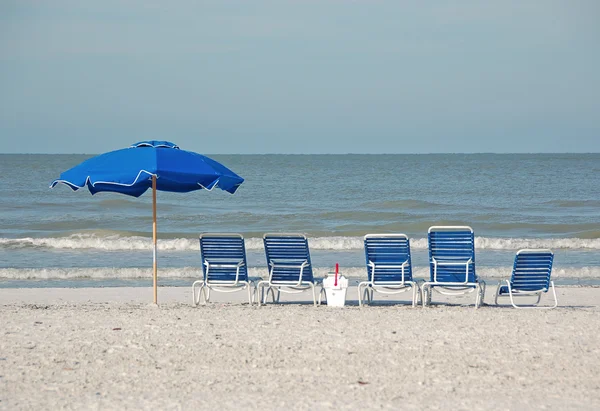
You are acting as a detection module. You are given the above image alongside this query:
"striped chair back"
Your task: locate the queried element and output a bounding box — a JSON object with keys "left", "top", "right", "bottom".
{"left": 428, "top": 226, "right": 476, "bottom": 283}
{"left": 199, "top": 234, "right": 248, "bottom": 282}
{"left": 364, "top": 234, "right": 413, "bottom": 283}
{"left": 263, "top": 233, "right": 314, "bottom": 283}
{"left": 510, "top": 249, "right": 554, "bottom": 291}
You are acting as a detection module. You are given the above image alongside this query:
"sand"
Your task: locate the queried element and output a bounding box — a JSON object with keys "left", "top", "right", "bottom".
{"left": 1, "top": 285, "right": 600, "bottom": 410}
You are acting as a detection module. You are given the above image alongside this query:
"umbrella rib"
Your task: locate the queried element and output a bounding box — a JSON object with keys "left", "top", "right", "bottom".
{"left": 91, "top": 170, "right": 157, "bottom": 187}
{"left": 53, "top": 171, "right": 225, "bottom": 192}
{"left": 51, "top": 170, "right": 158, "bottom": 189}
{"left": 197, "top": 178, "right": 219, "bottom": 191}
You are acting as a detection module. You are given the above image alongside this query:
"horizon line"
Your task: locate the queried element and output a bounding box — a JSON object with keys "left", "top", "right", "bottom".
{"left": 1, "top": 151, "right": 599, "bottom": 156}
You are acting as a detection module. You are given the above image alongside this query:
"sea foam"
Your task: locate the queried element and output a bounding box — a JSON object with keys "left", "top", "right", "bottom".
{"left": 1, "top": 234, "right": 600, "bottom": 251}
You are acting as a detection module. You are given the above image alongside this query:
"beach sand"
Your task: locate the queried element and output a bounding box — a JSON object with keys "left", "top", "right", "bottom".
{"left": 1, "top": 286, "right": 599, "bottom": 410}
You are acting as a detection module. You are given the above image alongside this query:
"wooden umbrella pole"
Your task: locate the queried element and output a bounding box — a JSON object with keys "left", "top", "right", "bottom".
{"left": 152, "top": 175, "right": 158, "bottom": 304}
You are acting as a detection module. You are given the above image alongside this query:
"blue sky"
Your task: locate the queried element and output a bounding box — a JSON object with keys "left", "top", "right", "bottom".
{"left": 0, "top": 0, "right": 598, "bottom": 154}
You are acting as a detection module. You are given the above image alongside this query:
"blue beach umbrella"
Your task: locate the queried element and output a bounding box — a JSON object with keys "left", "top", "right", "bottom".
{"left": 50, "top": 141, "right": 244, "bottom": 303}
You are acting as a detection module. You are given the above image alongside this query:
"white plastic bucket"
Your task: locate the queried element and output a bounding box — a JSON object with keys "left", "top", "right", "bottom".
{"left": 323, "top": 275, "right": 348, "bottom": 307}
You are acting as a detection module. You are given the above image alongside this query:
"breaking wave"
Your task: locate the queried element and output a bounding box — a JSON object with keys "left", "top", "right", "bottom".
{"left": 1, "top": 234, "right": 600, "bottom": 251}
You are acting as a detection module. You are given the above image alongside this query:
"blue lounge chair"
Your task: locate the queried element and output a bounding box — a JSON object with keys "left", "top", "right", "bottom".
{"left": 359, "top": 234, "right": 421, "bottom": 307}
{"left": 422, "top": 226, "right": 486, "bottom": 308}
{"left": 257, "top": 233, "right": 321, "bottom": 306}
{"left": 192, "top": 233, "right": 254, "bottom": 305}
{"left": 495, "top": 249, "right": 557, "bottom": 309}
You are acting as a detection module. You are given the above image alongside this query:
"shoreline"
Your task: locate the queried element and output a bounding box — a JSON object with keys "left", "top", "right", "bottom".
{"left": 1, "top": 283, "right": 600, "bottom": 305}
{"left": 1, "top": 284, "right": 600, "bottom": 306}
{"left": 2, "top": 275, "right": 600, "bottom": 291}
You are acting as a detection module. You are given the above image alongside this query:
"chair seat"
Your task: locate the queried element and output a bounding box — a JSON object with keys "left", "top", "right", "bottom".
{"left": 497, "top": 284, "right": 548, "bottom": 295}
{"left": 430, "top": 282, "right": 478, "bottom": 288}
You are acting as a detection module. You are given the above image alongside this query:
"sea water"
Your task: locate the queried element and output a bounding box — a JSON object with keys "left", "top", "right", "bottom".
{"left": 1, "top": 153, "right": 599, "bottom": 288}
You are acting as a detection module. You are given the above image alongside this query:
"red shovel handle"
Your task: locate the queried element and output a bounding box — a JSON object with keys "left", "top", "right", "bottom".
{"left": 334, "top": 263, "right": 339, "bottom": 287}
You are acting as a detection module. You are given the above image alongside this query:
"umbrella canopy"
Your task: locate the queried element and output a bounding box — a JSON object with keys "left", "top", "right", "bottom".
{"left": 50, "top": 141, "right": 244, "bottom": 303}
{"left": 51, "top": 140, "right": 243, "bottom": 196}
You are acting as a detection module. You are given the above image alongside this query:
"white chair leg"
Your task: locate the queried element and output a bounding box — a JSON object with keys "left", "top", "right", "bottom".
{"left": 494, "top": 281, "right": 502, "bottom": 306}
{"left": 480, "top": 281, "right": 486, "bottom": 305}
{"left": 199, "top": 285, "right": 204, "bottom": 304}
{"left": 264, "top": 285, "right": 272, "bottom": 304}
{"left": 256, "top": 282, "right": 265, "bottom": 307}
{"left": 191, "top": 280, "right": 202, "bottom": 306}
{"left": 318, "top": 286, "right": 327, "bottom": 305}
{"left": 200, "top": 285, "right": 209, "bottom": 305}
{"left": 257, "top": 283, "right": 275, "bottom": 305}
{"left": 516, "top": 282, "right": 558, "bottom": 309}
{"left": 362, "top": 287, "right": 372, "bottom": 304}
{"left": 363, "top": 287, "right": 370, "bottom": 306}
{"left": 263, "top": 284, "right": 274, "bottom": 304}
{"left": 311, "top": 283, "right": 317, "bottom": 306}
{"left": 549, "top": 281, "right": 558, "bottom": 308}
{"left": 357, "top": 282, "right": 365, "bottom": 307}
{"left": 262, "top": 286, "right": 273, "bottom": 304}
{"left": 275, "top": 289, "right": 280, "bottom": 303}
{"left": 480, "top": 285, "right": 485, "bottom": 307}
{"left": 507, "top": 282, "right": 520, "bottom": 309}
{"left": 422, "top": 285, "right": 432, "bottom": 307}
{"left": 357, "top": 283, "right": 361, "bottom": 307}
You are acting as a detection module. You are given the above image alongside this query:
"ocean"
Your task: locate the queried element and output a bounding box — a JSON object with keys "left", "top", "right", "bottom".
{"left": 1, "top": 153, "right": 599, "bottom": 288}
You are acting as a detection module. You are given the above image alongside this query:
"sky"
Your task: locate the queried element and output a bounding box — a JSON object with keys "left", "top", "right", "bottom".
{"left": 0, "top": 0, "right": 598, "bottom": 154}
